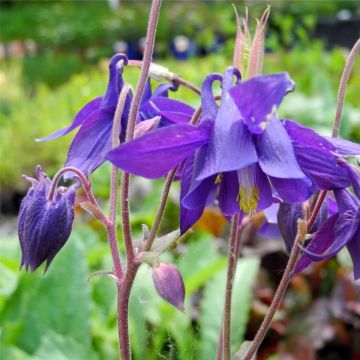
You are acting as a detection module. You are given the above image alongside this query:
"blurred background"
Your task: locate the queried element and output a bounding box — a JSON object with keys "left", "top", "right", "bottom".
{"left": 0, "top": 1, "right": 359, "bottom": 359}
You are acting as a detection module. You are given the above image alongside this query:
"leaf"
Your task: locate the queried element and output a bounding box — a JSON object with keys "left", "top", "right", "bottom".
{"left": 17, "top": 234, "right": 93, "bottom": 354}
{"left": 199, "top": 257, "right": 260, "bottom": 359}
{"left": 32, "top": 332, "right": 99, "bottom": 360}
{"left": 177, "top": 234, "right": 226, "bottom": 295}
{"left": 0, "top": 345, "right": 31, "bottom": 360}
{"left": 231, "top": 257, "right": 260, "bottom": 352}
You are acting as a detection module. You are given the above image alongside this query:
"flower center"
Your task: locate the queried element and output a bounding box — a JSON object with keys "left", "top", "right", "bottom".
{"left": 237, "top": 166, "right": 259, "bottom": 213}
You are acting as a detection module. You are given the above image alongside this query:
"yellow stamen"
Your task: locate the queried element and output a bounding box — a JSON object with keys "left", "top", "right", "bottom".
{"left": 215, "top": 173, "right": 223, "bottom": 184}
{"left": 238, "top": 186, "right": 259, "bottom": 213}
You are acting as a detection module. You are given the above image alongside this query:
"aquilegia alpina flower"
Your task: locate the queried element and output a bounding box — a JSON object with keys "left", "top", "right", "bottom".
{"left": 18, "top": 166, "right": 76, "bottom": 272}
{"left": 294, "top": 162, "right": 360, "bottom": 280}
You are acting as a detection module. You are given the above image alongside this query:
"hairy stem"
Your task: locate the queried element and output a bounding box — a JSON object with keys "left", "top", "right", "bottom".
{"left": 108, "top": 84, "right": 132, "bottom": 282}
{"left": 223, "top": 214, "right": 240, "bottom": 360}
{"left": 118, "top": 1, "right": 163, "bottom": 359}
{"left": 332, "top": 38, "right": 360, "bottom": 137}
{"left": 243, "top": 221, "right": 307, "bottom": 360}
{"left": 144, "top": 167, "right": 178, "bottom": 251}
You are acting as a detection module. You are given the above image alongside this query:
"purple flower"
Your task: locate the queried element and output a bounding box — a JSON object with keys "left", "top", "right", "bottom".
{"left": 294, "top": 163, "right": 360, "bottom": 280}
{"left": 36, "top": 54, "right": 182, "bottom": 176}
{"left": 107, "top": 66, "right": 360, "bottom": 233}
{"left": 18, "top": 166, "right": 76, "bottom": 272}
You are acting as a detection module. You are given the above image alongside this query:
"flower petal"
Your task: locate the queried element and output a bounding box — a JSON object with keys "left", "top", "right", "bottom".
{"left": 200, "top": 73, "right": 223, "bottom": 120}
{"left": 218, "top": 172, "right": 241, "bottom": 216}
{"left": 107, "top": 123, "right": 211, "bottom": 179}
{"left": 270, "top": 176, "right": 314, "bottom": 203}
{"left": 101, "top": 54, "right": 127, "bottom": 108}
{"left": 229, "top": 73, "right": 295, "bottom": 134}
{"left": 326, "top": 136, "right": 360, "bottom": 156}
{"left": 257, "top": 119, "right": 306, "bottom": 179}
{"left": 282, "top": 119, "right": 335, "bottom": 153}
{"left": 65, "top": 109, "right": 114, "bottom": 175}
{"left": 334, "top": 188, "right": 359, "bottom": 214}
{"left": 338, "top": 161, "right": 360, "bottom": 200}
{"left": 346, "top": 227, "right": 360, "bottom": 280}
{"left": 301, "top": 209, "right": 360, "bottom": 261}
{"left": 180, "top": 156, "right": 215, "bottom": 232}
{"left": 197, "top": 108, "right": 258, "bottom": 179}
{"left": 255, "top": 165, "right": 273, "bottom": 210}
{"left": 36, "top": 97, "right": 103, "bottom": 142}
{"left": 140, "top": 97, "right": 195, "bottom": 125}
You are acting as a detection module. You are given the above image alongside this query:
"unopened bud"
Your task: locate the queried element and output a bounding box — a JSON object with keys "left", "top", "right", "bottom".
{"left": 152, "top": 263, "right": 185, "bottom": 311}
{"left": 18, "top": 166, "right": 76, "bottom": 272}
{"left": 149, "top": 63, "right": 176, "bottom": 83}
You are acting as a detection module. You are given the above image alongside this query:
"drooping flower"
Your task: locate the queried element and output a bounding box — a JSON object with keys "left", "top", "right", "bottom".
{"left": 18, "top": 166, "right": 76, "bottom": 272}
{"left": 107, "top": 65, "right": 360, "bottom": 233}
{"left": 294, "top": 162, "right": 360, "bottom": 280}
{"left": 36, "top": 54, "right": 183, "bottom": 176}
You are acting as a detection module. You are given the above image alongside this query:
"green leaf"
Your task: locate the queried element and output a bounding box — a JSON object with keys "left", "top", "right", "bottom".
{"left": 199, "top": 257, "right": 259, "bottom": 359}
{"left": 17, "top": 234, "right": 93, "bottom": 354}
{"left": 177, "top": 234, "right": 227, "bottom": 295}
{"left": 0, "top": 345, "right": 31, "bottom": 360}
{"left": 32, "top": 332, "right": 99, "bottom": 360}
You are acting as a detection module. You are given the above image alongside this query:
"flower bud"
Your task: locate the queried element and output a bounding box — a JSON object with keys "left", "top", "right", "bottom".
{"left": 18, "top": 166, "right": 76, "bottom": 272}
{"left": 152, "top": 263, "right": 185, "bottom": 311}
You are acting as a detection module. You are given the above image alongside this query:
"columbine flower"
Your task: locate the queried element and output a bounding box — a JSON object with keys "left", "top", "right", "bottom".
{"left": 107, "top": 65, "right": 360, "bottom": 233}
{"left": 18, "top": 166, "right": 76, "bottom": 272}
{"left": 294, "top": 162, "right": 360, "bottom": 280}
{"left": 37, "top": 54, "right": 180, "bottom": 176}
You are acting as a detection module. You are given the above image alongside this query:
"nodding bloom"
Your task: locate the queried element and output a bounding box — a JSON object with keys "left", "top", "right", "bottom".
{"left": 36, "top": 54, "right": 181, "bottom": 176}
{"left": 107, "top": 66, "right": 360, "bottom": 233}
{"left": 294, "top": 162, "right": 360, "bottom": 280}
{"left": 18, "top": 166, "right": 76, "bottom": 272}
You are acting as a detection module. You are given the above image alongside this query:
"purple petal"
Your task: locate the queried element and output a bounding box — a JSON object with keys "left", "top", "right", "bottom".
{"left": 140, "top": 97, "right": 195, "bottom": 125}
{"left": 180, "top": 157, "right": 212, "bottom": 233}
{"left": 200, "top": 73, "right": 223, "bottom": 119}
{"left": 140, "top": 79, "right": 152, "bottom": 106}
{"left": 346, "top": 227, "right": 360, "bottom": 280}
{"left": 152, "top": 83, "right": 177, "bottom": 98}
{"left": 338, "top": 161, "right": 360, "bottom": 200}
{"left": 293, "top": 146, "right": 351, "bottom": 189}
{"left": 101, "top": 54, "right": 128, "bottom": 108}
{"left": 270, "top": 176, "right": 314, "bottom": 203}
{"left": 301, "top": 209, "right": 360, "bottom": 261}
{"left": 255, "top": 165, "right": 273, "bottom": 210}
{"left": 259, "top": 223, "right": 281, "bottom": 238}
{"left": 282, "top": 119, "right": 335, "bottom": 153}
{"left": 197, "top": 109, "right": 258, "bottom": 179}
{"left": 264, "top": 203, "right": 279, "bottom": 224}
{"left": 294, "top": 214, "right": 339, "bottom": 274}
{"left": 229, "top": 73, "right": 295, "bottom": 134}
{"left": 326, "top": 136, "right": 360, "bottom": 156}
{"left": 218, "top": 172, "right": 240, "bottom": 216}
{"left": 257, "top": 118, "right": 306, "bottom": 179}
{"left": 36, "top": 97, "right": 103, "bottom": 142}
{"left": 65, "top": 109, "right": 114, "bottom": 175}
{"left": 107, "top": 123, "right": 211, "bottom": 179}
{"left": 334, "top": 188, "right": 359, "bottom": 213}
